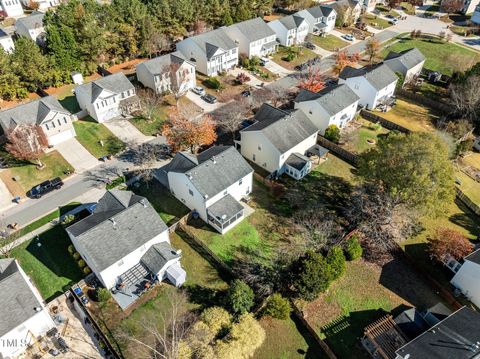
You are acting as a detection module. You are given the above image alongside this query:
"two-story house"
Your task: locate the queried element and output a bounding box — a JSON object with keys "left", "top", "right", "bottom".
{"left": 15, "top": 11, "right": 45, "bottom": 44}
{"left": 295, "top": 6, "right": 337, "bottom": 35}
{"left": 295, "top": 84, "right": 360, "bottom": 134}
{"left": 267, "top": 14, "right": 309, "bottom": 47}
{"left": 176, "top": 28, "right": 238, "bottom": 76}
{"left": 66, "top": 190, "right": 186, "bottom": 309}
{"left": 0, "top": 0, "right": 23, "bottom": 17}
{"left": 339, "top": 64, "right": 398, "bottom": 109}
{"left": 0, "top": 96, "right": 76, "bottom": 146}
{"left": 472, "top": 4, "right": 480, "bottom": 24}
{"left": 0, "top": 28, "right": 14, "bottom": 53}
{"left": 224, "top": 17, "right": 278, "bottom": 59}
{"left": 136, "top": 52, "right": 196, "bottom": 95}
{"left": 20, "top": 0, "right": 60, "bottom": 11}
{"left": 157, "top": 146, "right": 253, "bottom": 234}
{"left": 236, "top": 103, "right": 318, "bottom": 180}
{"left": 450, "top": 249, "right": 480, "bottom": 309}
{"left": 329, "top": 0, "right": 362, "bottom": 26}
{"left": 75, "top": 72, "right": 140, "bottom": 123}
{"left": 384, "top": 48, "right": 426, "bottom": 84}
{"left": 0, "top": 259, "right": 56, "bottom": 358}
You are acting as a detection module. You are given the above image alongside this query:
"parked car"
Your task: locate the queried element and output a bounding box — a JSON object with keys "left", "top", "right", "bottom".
{"left": 241, "top": 90, "right": 251, "bottom": 97}
{"left": 192, "top": 86, "right": 206, "bottom": 96}
{"left": 260, "top": 58, "right": 269, "bottom": 66}
{"left": 389, "top": 18, "right": 399, "bottom": 25}
{"left": 27, "top": 177, "right": 64, "bottom": 199}
{"left": 343, "top": 34, "right": 355, "bottom": 41}
{"left": 304, "top": 41, "right": 315, "bottom": 50}
{"left": 201, "top": 94, "right": 217, "bottom": 104}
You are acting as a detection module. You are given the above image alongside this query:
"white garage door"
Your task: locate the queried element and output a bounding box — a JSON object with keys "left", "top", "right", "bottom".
{"left": 49, "top": 130, "right": 74, "bottom": 146}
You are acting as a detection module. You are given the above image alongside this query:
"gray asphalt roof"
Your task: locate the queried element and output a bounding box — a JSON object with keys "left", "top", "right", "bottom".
{"left": 188, "top": 28, "right": 237, "bottom": 60}
{"left": 227, "top": 17, "right": 275, "bottom": 42}
{"left": 136, "top": 52, "right": 192, "bottom": 76}
{"left": 16, "top": 11, "right": 44, "bottom": 30}
{"left": 278, "top": 14, "right": 306, "bottom": 30}
{"left": 75, "top": 72, "right": 134, "bottom": 103}
{"left": 0, "top": 259, "right": 43, "bottom": 338}
{"left": 465, "top": 248, "right": 480, "bottom": 265}
{"left": 295, "top": 84, "right": 359, "bottom": 116}
{"left": 243, "top": 103, "right": 318, "bottom": 153}
{"left": 384, "top": 48, "right": 426, "bottom": 71}
{"left": 0, "top": 28, "right": 9, "bottom": 38}
{"left": 207, "top": 194, "right": 243, "bottom": 223}
{"left": 286, "top": 153, "right": 310, "bottom": 171}
{"left": 0, "top": 96, "right": 70, "bottom": 130}
{"left": 302, "top": 5, "right": 334, "bottom": 19}
{"left": 66, "top": 190, "right": 168, "bottom": 272}
{"left": 328, "top": 0, "right": 359, "bottom": 11}
{"left": 141, "top": 242, "right": 180, "bottom": 274}
{"left": 167, "top": 146, "right": 253, "bottom": 199}
{"left": 339, "top": 64, "right": 398, "bottom": 91}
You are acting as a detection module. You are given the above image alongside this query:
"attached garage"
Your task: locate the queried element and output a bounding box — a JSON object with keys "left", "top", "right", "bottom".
{"left": 48, "top": 129, "right": 75, "bottom": 146}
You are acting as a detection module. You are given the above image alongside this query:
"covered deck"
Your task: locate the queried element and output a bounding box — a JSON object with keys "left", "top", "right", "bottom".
{"left": 207, "top": 194, "right": 245, "bottom": 233}
{"left": 284, "top": 152, "right": 312, "bottom": 180}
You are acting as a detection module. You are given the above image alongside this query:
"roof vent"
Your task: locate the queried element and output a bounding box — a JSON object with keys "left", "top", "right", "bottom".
{"left": 211, "top": 156, "right": 217, "bottom": 164}
{"left": 140, "top": 199, "right": 147, "bottom": 208}
{"left": 188, "top": 174, "right": 193, "bottom": 180}
{"left": 34, "top": 307, "right": 42, "bottom": 312}
{"left": 175, "top": 249, "right": 183, "bottom": 256}
{"left": 109, "top": 217, "right": 117, "bottom": 229}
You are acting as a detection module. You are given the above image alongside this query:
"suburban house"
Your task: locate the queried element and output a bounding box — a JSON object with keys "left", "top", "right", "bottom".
{"left": 361, "top": 0, "right": 377, "bottom": 12}
{"left": 66, "top": 190, "right": 186, "bottom": 309}
{"left": 176, "top": 28, "right": 238, "bottom": 76}
{"left": 236, "top": 103, "right": 319, "bottom": 180}
{"left": 384, "top": 48, "right": 426, "bottom": 84}
{"left": 328, "top": 0, "right": 362, "bottom": 25}
{"left": 339, "top": 64, "right": 398, "bottom": 109}
{"left": 157, "top": 146, "right": 253, "bottom": 234}
{"left": 224, "top": 17, "right": 278, "bottom": 59}
{"left": 294, "top": 84, "right": 360, "bottom": 134}
{"left": 0, "top": 96, "right": 76, "bottom": 146}
{"left": 459, "top": 0, "right": 480, "bottom": 15}
{"left": 15, "top": 11, "right": 45, "bottom": 44}
{"left": 450, "top": 249, "right": 480, "bottom": 308}
{"left": 136, "top": 52, "right": 196, "bottom": 95}
{"left": 0, "top": 0, "right": 23, "bottom": 17}
{"left": 20, "top": 0, "right": 60, "bottom": 11}
{"left": 75, "top": 72, "right": 140, "bottom": 123}
{"left": 295, "top": 5, "right": 336, "bottom": 35}
{"left": 267, "top": 14, "right": 309, "bottom": 47}
{"left": 0, "top": 28, "right": 14, "bottom": 53}
{"left": 0, "top": 259, "right": 56, "bottom": 358}
{"left": 472, "top": 4, "right": 480, "bottom": 24}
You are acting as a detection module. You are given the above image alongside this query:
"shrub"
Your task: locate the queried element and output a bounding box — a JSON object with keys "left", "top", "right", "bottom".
{"left": 263, "top": 293, "right": 291, "bottom": 320}
{"left": 201, "top": 307, "right": 232, "bottom": 334}
{"left": 240, "top": 56, "right": 251, "bottom": 68}
{"left": 106, "top": 176, "right": 125, "bottom": 190}
{"left": 227, "top": 279, "right": 255, "bottom": 315}
{"left": 68, "top": 245, "right": 75, "bottom": 254}
{"left": 324, "top": 124, "right": 341, "bottom": 143}
{"left": 83, "top": 266, "right": 92, "bottom": 274}
{"left": 345, "top": 235, "right": 363, "bottom": 261}
{"left": 98, "top": 288, "right": 111, "bottom": 303}
{"left": 250, "top": 56, "right": 261, "bottom": 67}
{"left": 62, "top": 214, "right": 75, "bottom": 226}
{"left": 77, "top": 259, "right": 86, "bottom": 268}
{"left": 282, "top": 52, "right": 295, "bottom": 62}
{"left": 73, "top": 252, "right": 80, "bottom": 260}
{"left": 326, "top": 246, "right": 346, "bottom": 280}
{"left": 204, "top": 77, "right": 221, "bottom": 89}
{"left": 236, "top": 72, "right": 251, "bottom": 84}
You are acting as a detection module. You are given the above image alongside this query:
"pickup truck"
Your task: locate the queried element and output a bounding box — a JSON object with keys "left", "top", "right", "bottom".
{"left": 27, "top": 177, "right": 64, "bottom": 199}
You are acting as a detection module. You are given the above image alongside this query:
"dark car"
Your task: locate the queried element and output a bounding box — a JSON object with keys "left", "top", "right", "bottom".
{"left": 201, "top": 94, "right": 217, "bottom": 104}
{"left": 304, "top": 42, "right": 315, "bottom": 50}
{"left": 28, "top": 177, "right": 63, "bottom": 198}
{"left": 241, "top": 90, "right": 251, "bottom": 97}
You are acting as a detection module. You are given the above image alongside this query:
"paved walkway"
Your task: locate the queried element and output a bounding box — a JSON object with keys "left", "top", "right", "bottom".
{"left": 104, "top": 118, "right": 154, "bottom": 145}
{"left": 56, "top": 138, "right": 99, "bottom": 172}
{"left": 312, "top": 44, "right": 333, "bottom": 58}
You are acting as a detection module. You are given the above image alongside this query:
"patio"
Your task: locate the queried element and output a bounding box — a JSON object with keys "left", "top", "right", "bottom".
{"left": 111, "top": 263, "right": 156, "bottom": 310}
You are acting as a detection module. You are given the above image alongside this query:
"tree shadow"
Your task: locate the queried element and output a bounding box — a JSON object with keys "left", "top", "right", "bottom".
{"left": 448, "top": 198, "right": 480, "bottom": 239}
{"left": 185, "top": 284, "right": 227, "bottom": 310}
{"left": 290, "top": 314, "right": 332, "bottom": 359}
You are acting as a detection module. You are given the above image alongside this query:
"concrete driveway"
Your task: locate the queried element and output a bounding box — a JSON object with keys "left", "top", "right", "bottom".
{"left": 264, "top": 60, "right": 294, "bottom": 77}
{"left": 186, "top": 90, "right": 221, "bottom": 113}
{"left": 56, "top": 138, "right": 99, "bottom": 173}
{"left": 0, "top": 177, "right": 13, "bottom": 211}
{"left": 104, "top": 118, "right": 154, "bottom": 145}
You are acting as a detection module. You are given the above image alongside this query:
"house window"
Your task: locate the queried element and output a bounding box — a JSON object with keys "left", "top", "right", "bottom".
{"left": 239, "top": 178, "right": 243, "bottom": 186}
{"left": 64, "top": 117, "right": 68, "bottom": 124}
{"left": 117, "top": 259, "right": 124, "bottom": 267}
{"left": 57, "top": 119, "right": 61, "bottom": 126}
{"left": 189, "top": 189, "right": 194, "bottom": 196}
{"left": 223, "top": 190, "right": 227, "bottom": 195}
{"left": 253, "top": 154, "right": 256, "bottom": 161}
{"left": 45, "top": 123, "right": 49, "bottom": 130}
{"left": 51, "top": 122, "right": 56, "bottom": 128}
{"left": 258, "top": 145, "right": 261, "bottom": 150}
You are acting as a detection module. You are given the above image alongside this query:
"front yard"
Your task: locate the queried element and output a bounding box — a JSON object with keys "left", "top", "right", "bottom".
{"left": 361, "top": 13, "right": 391, "bottom": 30}
{"left": 271, "top": 46, "right": 319, "bottom": 70}
{"left": 311, "top": 34, "right": 349, "bottom": 52}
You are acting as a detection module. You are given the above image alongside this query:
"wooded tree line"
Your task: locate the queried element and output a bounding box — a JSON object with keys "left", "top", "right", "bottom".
{"left": 0, "top": 0, "right": 274, "bottom": 101}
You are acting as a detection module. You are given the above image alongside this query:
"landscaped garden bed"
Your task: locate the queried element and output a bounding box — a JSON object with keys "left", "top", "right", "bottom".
{"left": 271, "top": 46, "right": 319, "bottom": 70}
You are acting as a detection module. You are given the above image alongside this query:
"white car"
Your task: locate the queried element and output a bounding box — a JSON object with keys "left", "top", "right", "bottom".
{"left": 389, "top": 18, "right": 399, "bottom": 25}
{"left": 192, "top": 86, "right": 206, "bottom": 96}
{"left": 343, "top": 34, "right": 355, "bottom": 41}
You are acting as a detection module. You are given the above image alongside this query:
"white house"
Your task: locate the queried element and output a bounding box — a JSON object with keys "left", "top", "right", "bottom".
{"left": 157, "top": 146, "right": 253, "bottom": 234}
{"left": 0, "top": 96, "right": 76, "bottom": 146}
{"left": 176, "top": 28, "right": 238, "bottom": 76}
{"left": 339, "top": 64, "right": 398, "bottom": 110}
{"left": 66, "top": 190, "right": 186, "bottom": 309}
{"left": 458, "top": 0, "right": 480, "bottom": 15}
{"left": 15, "top": 11, "right": 45, "bottom": 44}
{"left": 20, "top": 0, "right": 60, "bottom": 11}
{"left": 224, "top": 17, "right": 278, "bottom": 59}
{"left": 0, "top": 0, "right": 23, "bottom": 17}
{"left": 295, "top": 84, "right": 360, "bottom": 134}
{"left": 75, "top": 72, "right": 140, "bottom": 123}
{"left": 136, "top": 52, "right": 196, "bottom": 95}
{"left": 267, "top": 14, "right": 309, "bottom": 47}
{"left": 472, "top": 5, "right": 480, "bottom": 24}
{"left": 0, "top": 28, "right": 14, "bottom": 53}
{"left": 450, "top": 249, "right": 480, "bottom": 308}
{"left": 384, "top": 48, "right": 426, "bottom": 84}
{"left": 295, "top": 5, "right": 336, "bottom": 35}
{"left": 361, "top": 0, "right": 377, "bottom": 12}
{"left": 0, "top": 259, "right": 56, "bottom": 359}
{"left": 236, "top": 103, "right": 318, "bottom": 180}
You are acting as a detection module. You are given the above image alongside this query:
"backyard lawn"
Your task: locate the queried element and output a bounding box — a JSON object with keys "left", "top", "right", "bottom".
{"left": 455, "top": 170, "right": 480, "bottom": 206}
{"left": 271, "top": 46, "right": 318, "bottom": 70}
{"left": 341, "top": 117, "right": 389, "bottom": 154}
{"left": 73, "top": 118, "right": 125, "bottom": 158}
{"left": 311, "top": 34, "right": 349, "bottom": 51}
{"left": 314, "top": 155, "right": 357, "bottom": 183}
{"left": 400, "top": 2, "right": 415, "bottom": 14}
{"left": 378, "top": 98, "right": 440, "bottom": 132}
{"left": 375, "top": 5, "right": 400, "bottom": 17}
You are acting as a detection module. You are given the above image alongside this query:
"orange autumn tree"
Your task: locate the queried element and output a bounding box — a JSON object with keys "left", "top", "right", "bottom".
{"left": 427, "top": 227, "right": 473, "bottom": 263}
{"left": 299, "top": 67, "right": 326, "bottom": 93}
{"left": 334, "top": 50, "right": 360, "bottom": 75}
{"left": 162, "top": 109, "right": 217, "bottom": 154}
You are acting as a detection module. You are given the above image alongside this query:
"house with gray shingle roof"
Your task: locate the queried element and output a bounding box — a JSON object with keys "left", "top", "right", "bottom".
{"left": 224, "top": 17, "right": 278, "bottom": 59}
{"left": 136, "top": 52, "right": 196, "bottom": 95}
{"left": 267, "top": 14, "right": 309, "bottom": 47}
{"left": 384, "top": 48, "right": 426, "bottom": 84}
{"left": 15, "top": 11, "right": 45, "bottom": 44}
{"left": 158, "top": 146, "right": 253, "bottom": 234}
{"left": 176, "top": 28, "right": 238, "bottom": 76}
{"left": 0, "top": 259, "right": 55, "bottom": 358}
{"left": 295, "top": 5, "right": 336, "bottom": 35}
{"left": 0, "top": 96, "right": 76, "bottom": 146}
{"left": 339, "top": 64, "right": 398, "bottom": 109}
{"left": 74, "top": 72, "right": 140, "bottom": 123}
{"left": 66, "top": 190, "right": 185, "bottom": 309}
{"left": 295, "top": 84, "right": 360, "bottom": 134}
{"left": 236, "top": 103, "right": 318, "bottom": 180}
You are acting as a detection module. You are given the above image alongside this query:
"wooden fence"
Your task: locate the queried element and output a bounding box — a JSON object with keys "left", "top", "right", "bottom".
{"left": 360, "top": 109, "right": 410, "bottom": 133}
{"left": 396, "top": 89, "right": 451, "bottom": 114}
{"left": 456, "top": 187, "right": 480, "bottom": 216}
{"left": 317, "top": 136, "right": 359, "bottom": 166}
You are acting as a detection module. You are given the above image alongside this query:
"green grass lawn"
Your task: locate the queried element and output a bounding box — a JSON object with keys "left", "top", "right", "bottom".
{"left": 375, "top": 5, "right": 400, "bottom": 17}
{"left": 361, "top": 13, "right": 391, "bottom": 29}
{"left": 415, "top": 81, "right": 449, "bottom": 101}
{"left": 73, "top": 118, "right": 125, "bottom": 158}
{"left": 341, "top": 118, "right": 390, "bottom": 154}
{"left": 271, "top": 46, "right": 319, "bottom": 70}
{"left": 52, "top": 84, "right": 81, "bottom": 113}
{"left": 381, "top": 37, "right": 480, "bottom": 75}
{"left": 314, "top": 155, "right": 357, "bottom": 183}
{"left": 379, "top": 98, "right": 440, "bottom": 132}
{"left": 311, "top": 34, "right": 349, "bottom": 51}
{"left": 455, "top": 170, "right": 480, "bottom": 206}
{"left": 400, "top": 2, "right": 416, "bottom": 14}
{"left": 11, "top": 225, "right": 84, "bottom": 301}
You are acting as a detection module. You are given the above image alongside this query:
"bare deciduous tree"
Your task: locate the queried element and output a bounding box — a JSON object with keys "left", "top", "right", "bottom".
{"left": 212, "top": 98, "right": 252, "bottom": 141}
{"left": 5, "top": 124, "right": 48, "bottom": 168}
{"left": 137, "top": 88, "right": 164, "bottom": 122}
{"left": 0, "top": 223, "right": 18, "bottom": 258}
{"left": 294, "top": 209, "right": 343, "bottom": 252}
{"left": 449, "top": 75, "right": 480, "bottom": 123}
{"left": 125, "top": 142, "right": 170, "bottom": 184}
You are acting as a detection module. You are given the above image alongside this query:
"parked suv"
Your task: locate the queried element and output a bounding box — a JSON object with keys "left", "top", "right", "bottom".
{"left": 28, "top": 177, "right": 64, "bottom": 198}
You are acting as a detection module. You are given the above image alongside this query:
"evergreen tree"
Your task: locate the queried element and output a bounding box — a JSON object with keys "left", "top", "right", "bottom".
{"left": 0, "top": 49, "right": 26, "bottom": 100}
